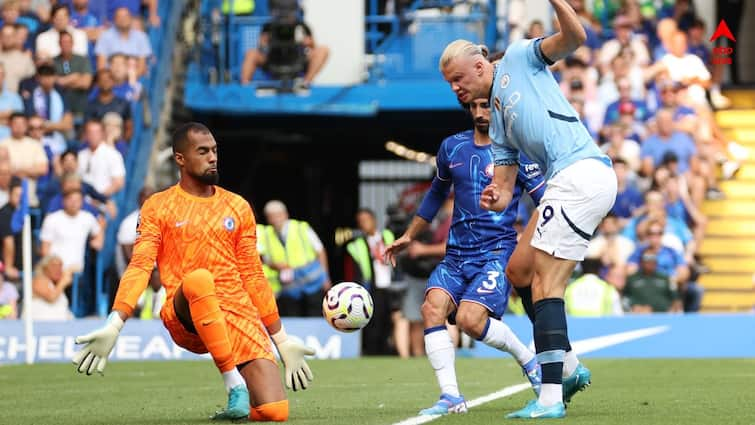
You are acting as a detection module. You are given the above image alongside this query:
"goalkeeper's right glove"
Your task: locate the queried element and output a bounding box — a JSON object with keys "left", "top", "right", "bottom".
{"left": 72, "top": 312, "right": 124, "bottom": 375}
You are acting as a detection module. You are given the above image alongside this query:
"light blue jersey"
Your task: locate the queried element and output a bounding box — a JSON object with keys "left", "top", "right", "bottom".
{"left": 489, "top": 38, "right": 611, "bottom": 181}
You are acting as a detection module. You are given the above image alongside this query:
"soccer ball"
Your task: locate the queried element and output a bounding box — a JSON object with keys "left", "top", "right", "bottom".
{"left": 322, "top": 282, "right": 373, "bottom": 332}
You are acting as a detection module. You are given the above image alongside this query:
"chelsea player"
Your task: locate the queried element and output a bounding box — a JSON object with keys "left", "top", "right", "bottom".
{"left": 385, "top": 97, "right": 545, "bottom": 416}
{"left": 438, "top": 0, "right": 617, "bottom": 419}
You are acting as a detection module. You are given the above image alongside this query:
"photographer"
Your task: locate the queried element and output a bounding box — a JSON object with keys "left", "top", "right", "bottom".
{"left": 239, "top": 2, "right": 329, "bottom": 91}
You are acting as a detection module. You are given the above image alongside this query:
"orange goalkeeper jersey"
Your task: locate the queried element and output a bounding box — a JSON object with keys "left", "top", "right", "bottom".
{"left": 113, "top": 184, "right": 279, "bottom": 327}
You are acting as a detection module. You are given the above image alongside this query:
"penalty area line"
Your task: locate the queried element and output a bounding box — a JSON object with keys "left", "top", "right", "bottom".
{"left": 389, "top": 382, "right": 531, "bottom": 425}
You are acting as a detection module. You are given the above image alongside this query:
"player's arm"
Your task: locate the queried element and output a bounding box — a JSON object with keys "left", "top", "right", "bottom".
{"left": 481, "top": 164, "right": 518, "bottom": 212}
{"left": 385, "top": 180, "right": 452, "bottom": 267}
{"left": 539, "top": 0, "right": 587, "bottom": 64}
{"left": 72, "top": 198, "right": 161, "bottom": 375}
{"left": 236, "top": 201, "right": 315, "bottom": 391}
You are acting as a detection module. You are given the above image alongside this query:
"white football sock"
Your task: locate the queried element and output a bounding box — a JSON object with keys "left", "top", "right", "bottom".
{"left": 539, "top": 383, "right": 562, "bottom": 406}
{"left": 425, "top": 328, "right": 460, "bottom": 397}
{"left": 563, "top": 349, "right": 579, "bottom": 378}
{"left": 222, "top": 368, "right": 245, "bottom": 392}
{"left": 480, "top": 318, "right": 535, "bottom": 366}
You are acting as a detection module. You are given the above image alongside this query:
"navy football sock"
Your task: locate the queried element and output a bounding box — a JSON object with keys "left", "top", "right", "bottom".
{"left": 514, "top": 285, "right": 536, "bottom": 324}
{"left": 534, "top": 298, "right": 570, "bottom": 386}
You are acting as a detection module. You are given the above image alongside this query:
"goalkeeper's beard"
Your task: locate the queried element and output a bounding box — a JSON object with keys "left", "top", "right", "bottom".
{"left": 194, "top": 170, "right": 220, "bottom": 185}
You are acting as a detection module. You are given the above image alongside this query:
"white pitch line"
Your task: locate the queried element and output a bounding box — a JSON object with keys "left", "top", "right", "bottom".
{"left": 390, "top": 382, "right": 531, "bottom": 425}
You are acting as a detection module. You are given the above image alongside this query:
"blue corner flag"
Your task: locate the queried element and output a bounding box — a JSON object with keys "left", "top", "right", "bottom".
{"left": 11, "top": 179, "right": 29, "bottom": 234}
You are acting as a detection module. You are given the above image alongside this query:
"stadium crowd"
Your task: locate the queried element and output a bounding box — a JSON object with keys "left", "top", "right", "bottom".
{"left": 0, "top": 0, "right": 158, "bottom": 321}
{"left": 2, "top": 0, "right": 747, "bottom": 360}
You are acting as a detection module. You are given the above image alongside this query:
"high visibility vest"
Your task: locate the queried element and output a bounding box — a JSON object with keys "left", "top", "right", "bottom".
{"left": 345, "top": 230, "right": 395, "bottom": 284}
{"left": 138, "top": 286, "right": 166, "bottom": 320}
{"left": 0, "top": 304, "right": 11, "bottom": 318}
{"left": 565, "top": 274, "right": 618, "bottom": 317}
{"left": 257, "top": 220, "right": 318, "bottom": 294}
{"left": 222, "top": 0, "right": 255, "bottom": 15}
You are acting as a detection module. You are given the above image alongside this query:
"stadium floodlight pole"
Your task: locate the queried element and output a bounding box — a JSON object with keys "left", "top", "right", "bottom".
{"left": 22, "top": 203, "right": 33, "bottom": 365}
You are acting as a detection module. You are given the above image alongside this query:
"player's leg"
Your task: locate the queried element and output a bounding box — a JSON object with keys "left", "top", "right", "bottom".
{"left": 508, "top": 159, "right": 616, "bottom": 419}
{"left": 507, "top": 211, "right": 582, "bottom": 385}
{"left": 240, "top": 49, "right": 266, "bottom": 84}
{"left": 173, "top": 269, "right": 249, "bottom": 419}
{"left": 419, "top": 259, "right": 467, "bottom": 415}
{"left": 506, "top": 210, "right": 538, "bottom": 323}
{"left": 456, "top": 258, "right": 539, "bottom": 395}
{"left": 303, "top": 45, "right": 330, "bottom": 85}
{"left": 239, "top": 359, "right": 289, "bottom": 422}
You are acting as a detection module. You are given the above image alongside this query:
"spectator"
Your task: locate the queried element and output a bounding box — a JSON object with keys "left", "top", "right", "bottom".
{"left": 43, "top": 149, "right": 115, "bottom": 216}
{"left": 0, "top": 277, "right": 19, "bottom": 319}
{"left": 652, "top": 17, "right": 677, "bottom": 61}
{"left": 0, "top": 25, "right": 35, "bottom": 93}
{"left": 105, "top": 53, "right": 142, "bottom": 101}
{"left": 102, "top": 111, "right": 129, "bottom": 158}
{"left": 94, "top": 7, "right": 152, "bottom": 76}
{"left": 35, "top": 4, "right": 89, "bottom": 60}
{"left": 0, "top": 178, "right": 23, "bottom": 281}
{"left": 344, "top": 207, "right": 405, "bottom": 356}
{"left": 104, "top": 0, "right": 160, "bottom": 28}
{"left": 69, "top": 0, "right": 104, "bottom": 50}
{"left": 624, "top": 251, "right": 682, "bottom": 313}
{"left": 22, "top": 64, "right": 74, "bottom": 143}
{"left": 626, "top": 219, "right": 689, "bottom": 286}
{"left": 597, "top": 51, "right": 645, "bottom": 106}
{"left": 39, "top": 188, "right": 103, "bottom": 272}
{"left": 28, "top": 114, "right": 65, "bottom": 172}
{"left": 623, "top": 190, "right": 693, "bottom": 258}
{"left": 240, "top": 18, "right": 330, "bottom": 90}
{"left": 0, "top": 63, "right": 24, "bottom": 141}
{"left": 659, "top": 31, "right": 710, "bottom": 109}
{"left": 0, "top": 160, "right": 12, "bottom": 207}
{"left": 29, "top": 254, "right": 75, "bottom": 320}
{"left": 598, "top": 15, "right": 650, "bottom": 72}
{"left": 602, "top": 125, "right": 641, "bottom": 173}
{"left": 77, "top": 119, "right": 126, "bottom": 198}
{"left": 85, "top": 69, "right": 133, "bottom": 140}
{"left": 586, "top": 213, "right": 636, "bottom": 289}
{"left": 565, "top": 257, "right": 623, "bottom": 316}
{"left": 116, "top": 185, "right": 153, "bottom": 275}
{"left": 46, "top": 171, "right": 108, "bottom": 220}
{"left": 603, "top": 77, "right": 649, "bottom": 127}
{"left": 12, "top": 22, "right": 30, "bottom": 54}
{"left": 257, "top": 199, "right": 331, "bottom": 317}
{"left": 0, "top": 113, "right": 49, "bottom": 207}
{"left": 640, "top": 108, "right": 697, "bottom": 176}
{"left": 53, "top": 30, "right": 93, "bottom": 121}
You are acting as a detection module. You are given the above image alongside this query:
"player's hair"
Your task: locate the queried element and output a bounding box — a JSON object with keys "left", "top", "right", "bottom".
{"left": 172, "top": 122, "right": 211, "bottom": 154}
{"left": 580, "top": 257, "right": 602, "bottom": 275}
{"left": 439, "top": 39, "right": 489, "bottom": 71}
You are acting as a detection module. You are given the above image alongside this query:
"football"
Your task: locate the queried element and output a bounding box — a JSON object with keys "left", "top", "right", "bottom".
{"left": 322, "top": 282, "right": 374, "bottom": 332}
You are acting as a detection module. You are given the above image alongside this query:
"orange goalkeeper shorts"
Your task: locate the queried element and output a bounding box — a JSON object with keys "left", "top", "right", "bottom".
{"left": 160, "top": 296, "right": 275, "bottom": 365}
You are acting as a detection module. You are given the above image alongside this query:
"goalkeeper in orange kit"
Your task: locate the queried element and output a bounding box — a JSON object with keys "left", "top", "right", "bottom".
{"left": 72, "top": 122, "right": 314, "bottom": 421}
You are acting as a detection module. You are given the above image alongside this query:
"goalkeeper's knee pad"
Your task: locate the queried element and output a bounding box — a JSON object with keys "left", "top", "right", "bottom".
{"left": 250, "top": 400, "right": 289, "bottom": 422}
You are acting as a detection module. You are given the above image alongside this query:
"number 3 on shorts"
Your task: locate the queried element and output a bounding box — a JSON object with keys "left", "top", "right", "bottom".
{"left": 483, "top": 271, "right": 499, "bottom": 290}
{"left": 540, "top": 205, "right": 554, "bottom": 228}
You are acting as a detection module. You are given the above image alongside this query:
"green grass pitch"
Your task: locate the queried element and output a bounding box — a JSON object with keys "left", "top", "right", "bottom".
{"left": 2, "top": 358, "right": 753, "bottom": 425}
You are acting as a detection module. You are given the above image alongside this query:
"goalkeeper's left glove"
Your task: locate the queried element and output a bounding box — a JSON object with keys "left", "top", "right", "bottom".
{"left": 271, "top": 326, "right": 315, "bottom": 391}
{"left": 72, "top": 312, "right": 124, "bottom": 375}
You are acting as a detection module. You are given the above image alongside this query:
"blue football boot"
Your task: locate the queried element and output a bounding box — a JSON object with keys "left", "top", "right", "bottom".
{"left": 211, "top": 384, "right": 250, "bottom": 420}
{"left": 418, "top": 393, "right": 468, "bottom": 415}
{"left": 562, "top": 363, "right": 591, "bottom": 403}
{"left": 505, "top": 400, "right": 566, "bottom": 419}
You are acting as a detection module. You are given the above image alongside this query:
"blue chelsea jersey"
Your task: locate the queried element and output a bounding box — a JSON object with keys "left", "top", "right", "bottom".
{"left": 489, "top": 38, "right": 611, "bottom": 181}
{"left": 417, "top": 130, "right": 545, "bottom": 258}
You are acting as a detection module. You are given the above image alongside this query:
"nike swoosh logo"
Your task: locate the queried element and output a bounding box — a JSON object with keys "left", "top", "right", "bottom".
{"left": 530, "top": 410, "right": 551, "bottom": 418}
{"left": 201, "top": 320, "right": 215, "bottom": 326}
{"left": 476, "top": 288, "right": 494, "bottom": 294}
{"left": 526, "top": 325, "right": 671, "bottom": 354}
{"left": 449, "top": 162, "right": 464, "bottom": 169}
{"left": 175, "top": 221, "right": 188, "bottom": 227}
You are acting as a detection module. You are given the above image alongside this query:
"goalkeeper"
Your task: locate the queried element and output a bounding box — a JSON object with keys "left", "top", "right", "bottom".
{"left": 72, "top": 123, "right": 314, "bottom": 421}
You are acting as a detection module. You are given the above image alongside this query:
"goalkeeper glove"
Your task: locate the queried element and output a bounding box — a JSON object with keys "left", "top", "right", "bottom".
{"left": 72, "top": 312, "right": 124, "bottom": 375}
{"left": 271, "top": 326, "right": 315, "bottom": 391}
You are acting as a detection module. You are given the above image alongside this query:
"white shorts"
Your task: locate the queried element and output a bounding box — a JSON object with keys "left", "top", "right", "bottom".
{"left": 532, "top": 158, "right": 617, "bottom": 261}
